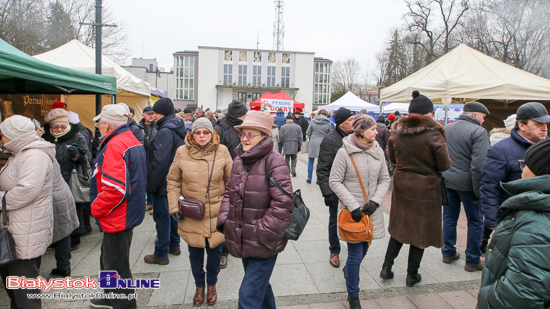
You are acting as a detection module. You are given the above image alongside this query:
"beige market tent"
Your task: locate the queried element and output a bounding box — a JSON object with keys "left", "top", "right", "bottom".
{"left": 34, "top": 40, "right": 151, "bottom": 129}
{"left": 379, "top": 44, "right": 550, "bottom": 128}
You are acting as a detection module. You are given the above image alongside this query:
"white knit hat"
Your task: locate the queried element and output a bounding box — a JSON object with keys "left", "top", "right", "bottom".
{"left": 0, "top": 115, "right": 36, "bottom": 140}
{"left": 504, "top": 114, "right": 517, "bottom": 131}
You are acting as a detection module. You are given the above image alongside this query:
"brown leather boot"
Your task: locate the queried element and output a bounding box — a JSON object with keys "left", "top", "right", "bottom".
{"left": 193, "top": 286, "right": 205, "bottom": 307}
{"left": 206, "top": 285, "right": 217, "bottom": 306}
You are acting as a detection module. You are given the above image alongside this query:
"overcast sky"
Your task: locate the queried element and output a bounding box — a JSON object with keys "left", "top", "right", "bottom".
{"left": 108, "top": 0, "right": 409, "bottom": 82}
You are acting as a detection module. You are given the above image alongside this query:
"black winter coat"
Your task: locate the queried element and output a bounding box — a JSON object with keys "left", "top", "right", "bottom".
{"left": 128, "top": 119, "right": 144, "bottom": 144}
{"left": 147, "top": 114, "right": 187, "bottom": 196}
{"left": 316, "top": 126, "right": 350, "bottom": 197}
{"left": 139, "top": 119, "right": 158, "bottom": 155}
{"left": 43, "top": 123, "right": 92, "bottom": 184}
{"left": 480, "top": 129, "right": 531, "bottom": 228}
{"left": 214, "top": 115, "right": 242, "bottom": 160}
{"left": 294, "top": 116, "right": 309, "bottom": 141}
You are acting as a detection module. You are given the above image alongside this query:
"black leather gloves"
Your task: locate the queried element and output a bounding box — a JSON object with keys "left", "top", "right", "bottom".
{"left": 362, "top": 201, "right": 379, "bottom": 216}
{"left": 351, "top": 208, "right": 363, "bottom": 222}
{"left": 170, "top": 213, "right": 183, "bottom": 222}
{"left": 324, "top": 194, "right": 337, "bottom": 208}
{"left": 67, "top": 143, "right": 79, "bottom": 157}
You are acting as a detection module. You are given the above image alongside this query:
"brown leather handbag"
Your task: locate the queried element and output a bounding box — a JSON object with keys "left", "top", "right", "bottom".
{"left": 337, "top": 153, "right": 374, "bottom": 245}
{"left": 178, "top": 150, "right": 217, "bottom": 220}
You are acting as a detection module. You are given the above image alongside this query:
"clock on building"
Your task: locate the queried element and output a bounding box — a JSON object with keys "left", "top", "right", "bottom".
{"left": 254, "top": 52, "right": 261, "bottom": 62}
{"left": 282, "top": 53, "right": 290, "bottom": 64}
{"left": 268, "top": 52, "right": 276, "bottom": 63}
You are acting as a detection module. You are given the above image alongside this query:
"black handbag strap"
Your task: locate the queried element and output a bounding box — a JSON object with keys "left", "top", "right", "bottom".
{"left": 264, "top": 152, "right": 293, "bottom": 200}
{"left": 205, "top": 149, "right": 217, "bottom": 201}
{"left": 2, "top": 194, "right": 7, "bottom": 228}
{"left": 396, "top": 133, "right": 439, "bottom": 174}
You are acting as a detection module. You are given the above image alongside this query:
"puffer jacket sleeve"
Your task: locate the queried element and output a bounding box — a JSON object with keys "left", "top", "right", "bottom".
{"left": 166, "top": 147, "right": 184, "bottom": 215}
{"left": 477, "top": 219, "right": 550, "bottom": 309}
{"left": 222, "top": 148, "right": 232, "bottom": 184}
{"left": 329, "top": 149, "right": 361, "bottom": 212}
{"left": 480, "top": 147, "right": 508, "bottom": 228}
{"left": 91, "top": 144, "right": 127, "bottom": 218}
{"left": 256, "top": 154, "right": 294, "bottom": 250}
{"left": 0, "top": 150, "right": 52, "bottom": 211}
{"left": 470, "top": 128, "right": 490, "bottom": 198}
{"left": 217, "top": 160, "right": 236, "bottom": 232}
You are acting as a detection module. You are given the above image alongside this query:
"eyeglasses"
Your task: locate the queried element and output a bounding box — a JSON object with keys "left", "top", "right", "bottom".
{"left": 193, "top": 130, "right": 211, "bottom": 136}
{"left": 239, "top": 133, "right": 261, "bottom": 140}
{"left": 51, "top": 125, "right": 68, "bottom": 130}
{"left": 518, "top": 159, "right": 526, "bottom": 170}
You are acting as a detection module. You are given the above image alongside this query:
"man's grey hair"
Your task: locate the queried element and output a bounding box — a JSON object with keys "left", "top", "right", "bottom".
{"left": 102, "top": 119, "right": 127, "bottom": 129}
{"left": 462, "top": 112, "right": 474, "bottom": 116}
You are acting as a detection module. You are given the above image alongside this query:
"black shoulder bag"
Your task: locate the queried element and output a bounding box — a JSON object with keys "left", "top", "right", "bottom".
{"left": 396, "top": 133, "right": 449, "bottom": 206}
{"left": 0, "top": 193, "right": 17, "bottom": 266}
{"left": 264, "top": 153, "right": 310, "bottom": 240}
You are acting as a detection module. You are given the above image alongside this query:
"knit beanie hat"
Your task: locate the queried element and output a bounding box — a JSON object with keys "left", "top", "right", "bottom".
{"left": 153, "top": 97, "right": 175, "bottom": 116}
{"left": 352, "top": 114, "right": 376, "bottom": 134}
{"left": 504, "top": 114, "right": 517, "bottom": 131}
{"left": 44, "top": 108, "right": 69, "bottom": 124}
{"left": 52, "top": 101, "right": 67, "bottom": 109}
{"left": 0, "top": 115, "right": 36, "bottom": 140}
{"left": 409, "top": 91, "right": 434, "bottom": 115}
{"left": 228, "top": 99, "right": 248, "bottom": 118}
{"left": 286, "top": 115, "right": 293, "bottom": 120}
{"left": 191, "top": 117, "right": 214, "bottom": 134}
{"left": 334, "top": 107, "right": 354, "bottom": 126}
{"left": 524, "top": 138, "right": 550, "bottom": 176}
{"left": 387, "top": 114, "right": 396, "bottom": 121}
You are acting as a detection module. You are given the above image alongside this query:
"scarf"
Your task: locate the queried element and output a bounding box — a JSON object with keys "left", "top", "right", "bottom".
{"left": 352, "top": 134, "right": 373, "bottom": 151}
{"left": 225, "top": 113, "right": 243, "bottom": 126}
{"left": 50, "top": 124, "right": 71, "bottom": 142}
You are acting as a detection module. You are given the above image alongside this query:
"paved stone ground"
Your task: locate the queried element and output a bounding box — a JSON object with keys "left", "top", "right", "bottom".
{"left": 0, "top": 152, "right": 482, "bottom": 308}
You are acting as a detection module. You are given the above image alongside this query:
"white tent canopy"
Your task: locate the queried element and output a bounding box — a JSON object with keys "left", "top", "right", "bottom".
{"left": 319, "top": 91, "right": 380, "bottom": 112}
{"left": 380, "top": 44, "right": 550, "bottom": 103}
{"left": 33, "top": 40, "right": 151, "bottom": 129}
{"left": 382, "top": 103, "right": 409, "bottom": 114}
{"left": 34, "top": 40, "right": 151, "bottom": 97}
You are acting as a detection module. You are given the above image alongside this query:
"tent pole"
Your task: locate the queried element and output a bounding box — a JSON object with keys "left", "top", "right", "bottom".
{"left": 444, "top": 105, "right": 448, "bottom": 126}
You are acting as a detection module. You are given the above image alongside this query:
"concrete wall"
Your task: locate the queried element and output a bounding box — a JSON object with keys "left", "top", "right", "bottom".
{"left": 197, "top": 48, "right": 220, "bottom": 110}
{"left": 294, "top": 53, "right": 315, "bottom": 112}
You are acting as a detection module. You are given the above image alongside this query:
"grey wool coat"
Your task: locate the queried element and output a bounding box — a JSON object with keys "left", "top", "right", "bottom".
{"left": 279, "top": 122, "right": 303, "bottom": 155}
{"left": 51, "top": 159, "right": 79, "bottom": 243}
{"left": 329, "top": 135, "right": 391, "bottom": 241}
{"left": 306, "top": 115, "right": 331, "bottom": 159}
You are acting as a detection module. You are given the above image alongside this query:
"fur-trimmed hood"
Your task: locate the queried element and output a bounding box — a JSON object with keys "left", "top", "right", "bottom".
{"left": 391, "top": 115, "right": 445, "bottom": 136}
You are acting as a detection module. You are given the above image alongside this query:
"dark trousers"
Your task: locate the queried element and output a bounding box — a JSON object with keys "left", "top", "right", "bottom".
{"left": 146, "top": 190, "right": 153, "bottom": 206}
{"left": 52, "top": 235, "right": 71, "bottom": 271}
{"left": 383, "top": 237, "right": 424, "bottom": 275}
{"left": 238, "top": 255, "right": 278, "bottom": 309}
{"left": 278, "top": 142, "right": 283, "bottom": 154}
{"left": 285, "top": 154, "right": 297, "bottom": 174}
{"left": 328, "top": 194, "right": 341, "bottom": 255}
{"left": 0, "top": 257, "right": 42, "bottom": 309}
{"left": 100, "top": 228, "right": 135, "bottom": 309}
{"left": 345, "top": 242, "right": 369, "bottom": 297}
{"left": 442, "top": 189, "right": 483, "bottom": 266}
{"left": 152, "top": 194, "right": 180, "bottom": 259}
{"left": 221, "top": 242, "right": 229, "bottom": 257}
{"left": 188, "top": 239, "right": 223, "bottom": 287}
{"left": 81, "top": 202, "right": 91, "bottom": 229}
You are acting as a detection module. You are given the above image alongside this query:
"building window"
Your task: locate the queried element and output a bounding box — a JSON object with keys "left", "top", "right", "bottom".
{"left": 252, "top": 92, "right": 262, "bottom": 101}
{"left": 281, "top": 67, "right": 290, "bottom": 88}
{"left": 239, "top": 51, "right": 247, "bottom": 62}
{"left": 238, "top": 65, "right": 247, "bottom": 86}
{"left": 224, "top": 64, "right": 233, "bottom": 85}
{"left": 175, "top": 55, "right": 195, "bottom": 100}
{"left": 238, "top": 92, "right": 247, "bottom": 103}
{"left": 314, "top": 62, "right": 332, "bottom": 104}
{"left": 253, "top": 66, "right": 261, "bottom": 86}
{"left": 267, "top": 66, "right": 276, "bottom": 87}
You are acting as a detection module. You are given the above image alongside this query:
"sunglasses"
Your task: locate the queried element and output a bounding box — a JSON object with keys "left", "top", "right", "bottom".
{"left": 239, "top": 132, "right": 261, "bottom": 140}
{"left": 193, "top": 130, "right": 211, "bottom": 136}
{"left": 51, "top": 125, "right": 68, "bottom": 130}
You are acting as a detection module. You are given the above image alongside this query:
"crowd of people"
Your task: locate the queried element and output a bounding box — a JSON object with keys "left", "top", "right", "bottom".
{"left": 0, "top": 92, "right": 549, "bottom": 309}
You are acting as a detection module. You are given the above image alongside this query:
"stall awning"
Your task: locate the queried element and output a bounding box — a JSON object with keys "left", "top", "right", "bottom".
{"left": 250, "top": 92, "right": 305, "bottom": 112}
{"left": 0, "top": 38, "right": 116, "bottom": 95}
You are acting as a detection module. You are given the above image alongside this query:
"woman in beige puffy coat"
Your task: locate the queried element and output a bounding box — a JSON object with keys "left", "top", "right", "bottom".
{"left": 329, "top": 114, "right": 391, "bottom": 309}
{"left": 0, "top": 115, "right": 55, "bottom": 309}
{"left": 167, "top": 118, "right": 232, "bottom": 307}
